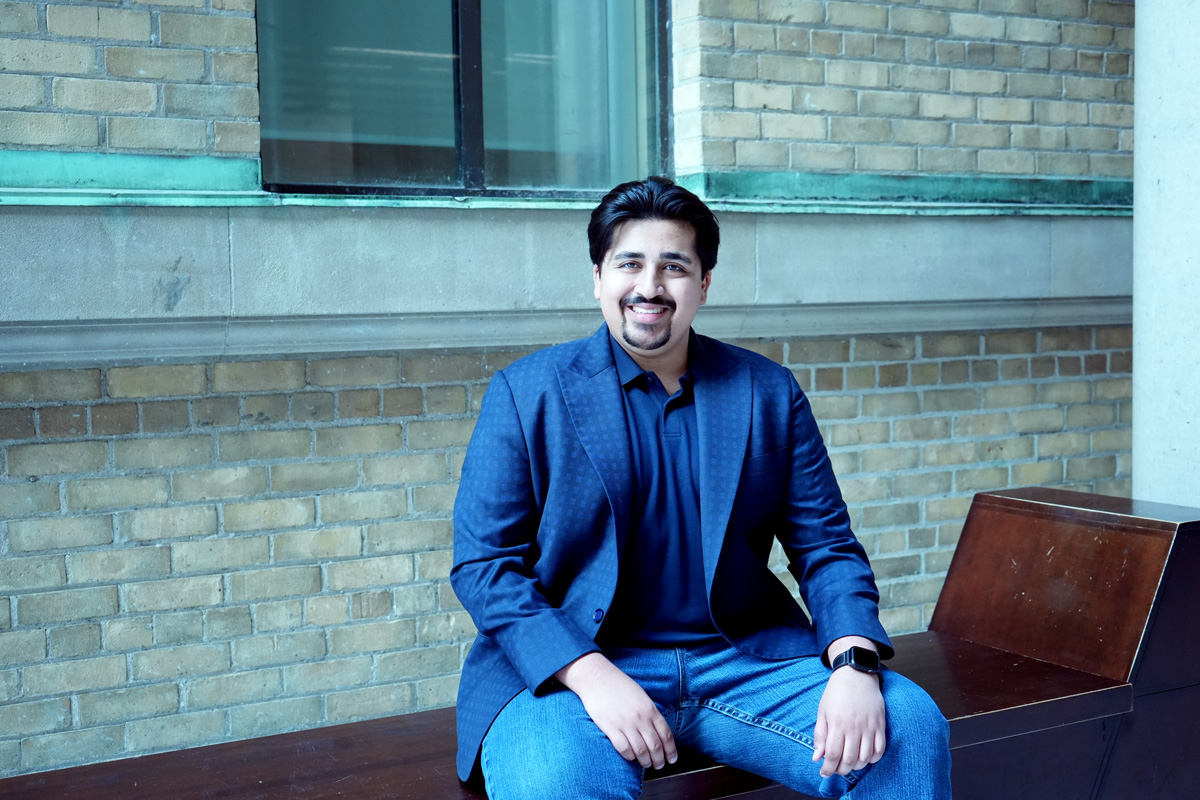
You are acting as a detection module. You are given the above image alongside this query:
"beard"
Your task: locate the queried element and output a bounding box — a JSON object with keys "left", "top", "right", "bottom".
{"left": 620, "top": 295, "right": 675, "bottom": 351}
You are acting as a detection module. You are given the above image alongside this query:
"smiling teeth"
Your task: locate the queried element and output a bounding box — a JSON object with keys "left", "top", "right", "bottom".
{"left": 630, "top": 307, "right": 666, "bottom": 315}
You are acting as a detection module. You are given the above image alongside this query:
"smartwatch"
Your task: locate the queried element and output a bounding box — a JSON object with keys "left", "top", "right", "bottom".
{"left": 830, "top": 646, "right": 882, "bottom": 676}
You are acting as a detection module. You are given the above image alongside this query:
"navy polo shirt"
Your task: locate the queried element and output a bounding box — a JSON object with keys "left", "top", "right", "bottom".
{"left": 597, "top": 334, "right": 721, "bottom": 647}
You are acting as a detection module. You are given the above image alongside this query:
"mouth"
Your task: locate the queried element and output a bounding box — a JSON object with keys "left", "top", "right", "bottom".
{"left": 621, "top": 295, "right": 674, "bottom": 322}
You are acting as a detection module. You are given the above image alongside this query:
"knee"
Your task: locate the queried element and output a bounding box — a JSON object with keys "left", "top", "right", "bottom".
{"left": 881, "top": 673, "right": 951, "bottom": 758}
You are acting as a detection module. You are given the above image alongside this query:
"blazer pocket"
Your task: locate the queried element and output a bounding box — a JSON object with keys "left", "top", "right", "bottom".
{"left": 743, "top": 447, "right": 786, "bottom": 476}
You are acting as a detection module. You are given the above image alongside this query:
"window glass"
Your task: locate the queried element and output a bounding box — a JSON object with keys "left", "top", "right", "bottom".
{"left": 259, "top": 0, "right": 457, "bottom": 188}
{"left": 481, "top": 0, "right": 650, "bottom": 189}
{"left": 257, "top": 0, "right": 658, "bottom": 194}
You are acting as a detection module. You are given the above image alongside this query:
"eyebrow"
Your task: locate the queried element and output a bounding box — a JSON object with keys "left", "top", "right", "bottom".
{"left": 612, "top": 250, "right": 695, "bottom": 264}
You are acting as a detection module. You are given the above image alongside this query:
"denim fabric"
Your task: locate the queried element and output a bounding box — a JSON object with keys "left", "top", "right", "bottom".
{"left": 480, "top": 641, "right": 950, "bottom": 800}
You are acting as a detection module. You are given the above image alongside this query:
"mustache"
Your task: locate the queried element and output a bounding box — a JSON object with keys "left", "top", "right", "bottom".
{"left": 621, "top": 295, "right": 676, "bottom": 311}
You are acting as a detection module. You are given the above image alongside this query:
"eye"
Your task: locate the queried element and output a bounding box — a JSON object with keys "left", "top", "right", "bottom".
{"left": 618, "top": 261, "right": 640, "bottom": 270}
{"left": 664, "top": 263, "right": 686, "bottom": 272}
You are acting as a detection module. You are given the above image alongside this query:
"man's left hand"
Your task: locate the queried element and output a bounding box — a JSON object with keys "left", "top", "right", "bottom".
{"left": 812, "top": 639, "right": 886, "bottom": 778}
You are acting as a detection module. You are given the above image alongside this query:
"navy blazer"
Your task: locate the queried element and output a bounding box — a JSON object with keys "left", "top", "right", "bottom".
{"left": 450, "top": 325, "right": 890, "bottom": 780}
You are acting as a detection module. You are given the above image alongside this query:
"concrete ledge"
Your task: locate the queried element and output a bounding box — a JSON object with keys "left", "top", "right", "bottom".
{"left": 0, "top": 298, "right": 1132, "bottom": 368}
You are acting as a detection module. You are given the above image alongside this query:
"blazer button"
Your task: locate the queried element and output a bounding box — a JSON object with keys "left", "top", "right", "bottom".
{"left": 593, "top": 609, "right": 604, "bottom": 623}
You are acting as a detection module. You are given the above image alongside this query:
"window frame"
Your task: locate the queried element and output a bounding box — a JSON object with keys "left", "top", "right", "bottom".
{"left": 258, "top": 0, "right": 671, "bottom": 198}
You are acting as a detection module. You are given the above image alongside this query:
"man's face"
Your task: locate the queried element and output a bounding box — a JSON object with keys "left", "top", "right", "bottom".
{"left": 593, "top": 218, "right": 710, "bottom": 365}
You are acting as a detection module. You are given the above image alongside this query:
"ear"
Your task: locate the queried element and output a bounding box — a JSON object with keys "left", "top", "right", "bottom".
{"left": 593, "top": 264, "right": 602, "bottom": 301}
{"left": 699, "top": 270, "right": 711, "bottom": 305}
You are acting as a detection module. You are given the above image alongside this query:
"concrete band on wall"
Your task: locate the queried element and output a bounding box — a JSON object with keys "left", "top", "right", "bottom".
{"left": 0, "top": 205, "right": 1131, "bottom": 368}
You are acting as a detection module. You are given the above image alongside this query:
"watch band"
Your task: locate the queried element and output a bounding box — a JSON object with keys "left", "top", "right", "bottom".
{"left": 830, "top": 646, "right": 882, "bottom": 675}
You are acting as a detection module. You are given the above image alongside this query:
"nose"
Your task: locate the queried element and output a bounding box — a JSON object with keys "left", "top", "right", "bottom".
{"left": 635, "top": 267, "right": 663, "bottom": 298}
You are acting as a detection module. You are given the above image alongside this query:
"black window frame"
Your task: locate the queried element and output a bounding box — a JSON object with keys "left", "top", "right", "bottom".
{"left": 259, "top": 0, "right": 672, "bottom": 199}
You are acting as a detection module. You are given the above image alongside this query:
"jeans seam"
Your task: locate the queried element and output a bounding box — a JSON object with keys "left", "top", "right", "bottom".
{"left": 688, "top": 699, "right": 869, "bottom": 789}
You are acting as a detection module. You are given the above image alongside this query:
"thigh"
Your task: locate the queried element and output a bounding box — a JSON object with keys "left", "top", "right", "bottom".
{"left": 677, "top": 645, "right": 950, "bottom": 800}
{"left": 677, "top": 645, "right": 841, "bottom": 796}
{"left": 480, "top": 687, "right": 644, "bottom": 800}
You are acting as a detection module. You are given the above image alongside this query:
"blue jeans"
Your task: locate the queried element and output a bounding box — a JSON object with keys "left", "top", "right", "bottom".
{"left": 480, "top": 641, "right": 950, "bottom": 799}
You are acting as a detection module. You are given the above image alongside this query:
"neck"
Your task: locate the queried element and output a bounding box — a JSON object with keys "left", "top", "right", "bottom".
{"left": 625, "top": 347, "right": 688, "bottom": 395}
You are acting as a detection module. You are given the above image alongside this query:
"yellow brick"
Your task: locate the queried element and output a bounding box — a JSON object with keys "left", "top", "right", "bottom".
{"left": 283, "top": 656, "right": 372, "bottom": 695}
{"left": 305, "top": 596, "right": 348, "bottom": 626}
{"left": 229, "top": 565, "right": 321, "bottom": 601}
{"left": 330, "top": 619, "right": 417, "bottom": 655}
{"left": 108, "top": 365, "right": 206, "bottom": 398}
{"left": 417, "top": 674, "right": 461, "bottom": 708}
{"left": 212, "top": 360, "right": 303, "bottom": 392}
{"left": 919, "top": 93, "right": 976, "bottom": 119}
{"left": 218, "top": 430, "right": 310, "bottom": 461}
{"left": 66, "top": 475, "right": 168, "bottom": 511}
{"left": 406, "top": 419, "right": 476, "bottom": 450}
{"left": 760, "top": 0, "right": 825, "bottom": 24}
{"left": 164, "top": 84, "right": 258, "bottom": 118}
{"left": 0, "top": 38, "right": 96, "bottom": 75}
{"left": 159, "top": 13, "right": 257, "bottom": 47}
{"left": 322, "top": 488, "right": 408, "bottom": 523}
{"left": 47, "top": 6, "right": 151, "bottom": 40}
{"left": 224, "top": 498, "right": 315, "bottom": 532}
{"left": 326, "top": 684, "right": 414, "bottom": 723}
{"left": 105, "top": 46, "right": 205, "bottom": 80}
{"left": 315, "top": 424, "right": 405, "bottom": 456}
{"left": 213, "top": 120, "right": 259, "bottom": 153}
{"left": 120, "top": 505, "right": 217, "bottom": 541}
{"left": 309, "top": 357, "right": 397, "bottom": 387}
{"left": 172, "top": 536, "right": 269, "bottom": 572}
{"left": 827, "top": 60, "right": 888, "bottom": 88}
{"left": 274, "top": 527, "right": 362, "bottom": 562}
{"left": 270, "top": 462, "right": 357, "bottom": 493}
{"left": 69, "top": 546, "right": 171, "bottom": 583}
{"left": 0, "top": 2, "right": 38, "bottom": 33}
{"left": 230, "top": 696, "right": 323, "bottom": 740}
{"left": 736, "top": 140, "right": 789, "bottom": 167}
{"left": 173, "top": 466, "right": 268, "bottom": 501}
{"left": 790, "top": 142, "right": 855, "bottom": 170}
{"left": 7, "top": 441, "right": 107, "bottom": 476}
{"left": 114, "top": 436, "right": 211, "bottom": 470}
{"left": 733, "top": 22, "right": 776, "bottom": 51}
{"left": 232, "top": 631, "right": 326, "bottom": 668}
{"left": 252, "top": 599, "right": 302, "bottom": 632}
{"left": 188, "top": 669, "right": 282, "bottom": 709}
{"left": 108, "top": 116, "right": 208, "bottom": 151}
{"left": 132, "top": 643, "right": 231, "bottom": 682}
{"left": 0, "top": 73, "right": 43, "bottom": 107}
{"left": 52, "top": 75, "right": 157, "bottom": 115}
{"left": 9, "top": 515, "right": 113, "bottom": 552}
{"left": 925, "top": 496, "right": 972, "bottom": 522}
{"left": 338, "top": 389, "right": 380, "bottom": 418}
{"left": 416, "top": 611, "right": 476, "bottom": 645}
{"left": 366, "top": 519, "right": 453, "bottom": 553}
{"left": 20, "top": 726, "right": 124, "bottom": 771}
{"left": 125, "top": 575, "right": 223, "bottom": 612}
{"left": 126, "top": 710, "right": 225, "bottom": 752}
{"left": 861, "top": 447, "right": 919, "bottom": 472}
{"left": 0, "top": 697, "right": 70, "bottom": 736}
{"left": 979, "top": 436, "right": 1035, "bottom": 461}
{"left": 856, "top": 145, "right": 918, "bottom": 171}
{"left": 327, "top": 554, "right": 414, "bottom": 591}
{"left": 17, "top": 585, "right": 118, "bottom": 624}
{"left": 827, "top": 421, "right": 889, "bottom": 446}
{"left": 77, "top": 684, "right": 178, "bottom": 727}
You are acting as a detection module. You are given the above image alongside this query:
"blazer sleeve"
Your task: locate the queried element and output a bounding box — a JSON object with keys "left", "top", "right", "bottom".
{"left": 777, "top": 374, "right": 894, "bottom": 661}
{"left": 450, "top": 371, "right": 599, "bottom": 692}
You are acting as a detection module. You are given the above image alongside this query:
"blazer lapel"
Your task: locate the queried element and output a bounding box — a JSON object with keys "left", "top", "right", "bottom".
{"left": 558, "top": 326, "right": 634, "bottom": 549}
{"left": 692, "top": 335, "right": 752, "bottom": 588}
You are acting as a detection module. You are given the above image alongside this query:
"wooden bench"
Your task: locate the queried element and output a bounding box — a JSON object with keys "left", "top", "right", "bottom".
{"left": 2, "top": 488, "right": 1196, "bottom": 799}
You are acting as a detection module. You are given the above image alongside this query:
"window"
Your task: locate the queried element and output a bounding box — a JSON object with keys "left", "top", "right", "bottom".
{"left": 257, "top": 0, "right": 666, "bottom": 195}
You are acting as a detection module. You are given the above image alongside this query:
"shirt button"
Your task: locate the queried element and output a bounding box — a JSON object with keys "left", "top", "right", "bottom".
{"left": 593, "top": 609, "right": 604, "bottom": 623}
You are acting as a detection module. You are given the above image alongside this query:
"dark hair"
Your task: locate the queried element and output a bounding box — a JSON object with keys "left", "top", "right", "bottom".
{"left": 588, "top": 176, "right": 720, "bottom": 275}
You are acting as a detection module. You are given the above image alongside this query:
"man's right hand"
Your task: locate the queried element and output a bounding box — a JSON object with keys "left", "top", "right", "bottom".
{"left": 554, "top": 652, "right": 678, "bottom": 770}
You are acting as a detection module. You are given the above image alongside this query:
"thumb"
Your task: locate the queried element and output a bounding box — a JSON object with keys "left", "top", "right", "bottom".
{"left": 812, "top": 710, "right": 827, "bottom": 761}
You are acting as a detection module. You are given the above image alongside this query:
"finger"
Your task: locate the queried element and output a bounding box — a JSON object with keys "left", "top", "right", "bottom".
{"left": 871, "top": 729, "right": 887, "bottom": 764}
{"left": 621, "top": 723, "right": 657, "bottom": 770}
{"left": 812, "top": 713, "right": 827, "bottom": 763}
{"left": 858, "top": 733, "right": 874, "bottom": 770}
{"left": 639, "top": 726, "right": 665, "bottom": 770}
{"left": 605, "top": 728, "right": 638, "bottom": 763}
{"left": 820, "top": 732, "right": 844, "bottom": 777}
{"left": 652, "top": 715, "right": 678, "bottom": 765}
{"left": 836, "top": 734, "right": 857, "bottom": 776}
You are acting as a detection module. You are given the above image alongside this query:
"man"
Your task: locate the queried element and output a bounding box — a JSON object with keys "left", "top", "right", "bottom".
{"left": 452, "top": 177, "right": 951, "bottom": 799}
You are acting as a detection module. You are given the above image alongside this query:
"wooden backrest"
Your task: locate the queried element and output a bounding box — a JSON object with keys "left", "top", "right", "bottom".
{"left": 930, "top": 488, "right": 1177, "bottom": 682}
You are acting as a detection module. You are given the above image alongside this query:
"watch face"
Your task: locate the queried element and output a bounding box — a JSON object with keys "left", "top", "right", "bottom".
{"left": 852, "top": 647, "right": 881, "bottom": 671}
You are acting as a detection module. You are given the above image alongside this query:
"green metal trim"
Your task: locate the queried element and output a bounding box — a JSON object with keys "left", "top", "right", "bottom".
{"left": 0, "top": 150, "right": 261, "bottom": 192}
{"left": 677, "top": 171, "right": 1132, "bottom": 215}
{"left": 0, "top": 151, "right": 1132, "bottom": 216}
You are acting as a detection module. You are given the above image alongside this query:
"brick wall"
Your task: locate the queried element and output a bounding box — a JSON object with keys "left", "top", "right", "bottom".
{"left": 672, "top": 0, "right": 1134, "bottom": 178}
{"left": 0, "top": 324, "right": 1130, "bottom": 776}
{"left": 0, "top": 0, "right": 258, "bottom": 155}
